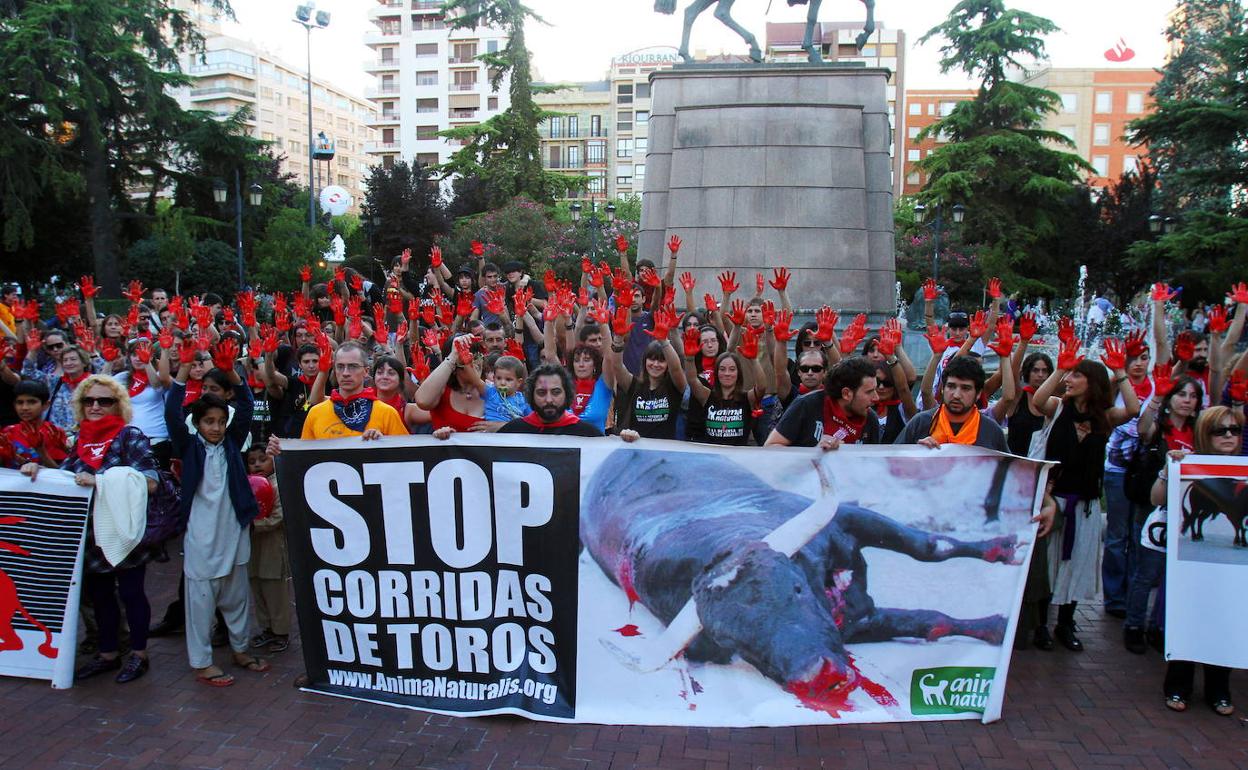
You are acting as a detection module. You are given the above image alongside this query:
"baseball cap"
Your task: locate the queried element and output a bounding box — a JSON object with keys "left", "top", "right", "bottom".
{"left": 946, "top": 311, "right": 969, "bottom": 328}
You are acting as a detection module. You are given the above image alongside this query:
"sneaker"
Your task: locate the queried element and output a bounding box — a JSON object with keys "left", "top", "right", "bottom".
{"left": 266, "top": 635, "right": 289, "bottom": 653}
{"left": 115, "top": 654, "right": 149, "bottom": 684}
{"left": 1123, "top": 626, "right": 1147, "bottom": 655}
{"left": 250, "top": 630, "right": 278, "bottom": 649}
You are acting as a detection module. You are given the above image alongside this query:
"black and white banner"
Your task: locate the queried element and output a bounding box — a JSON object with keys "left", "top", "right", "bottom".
{"left": 277, "top": 437, "right": 1049, "bottom": 726}
{"left": 0, "top": 469, "right": 93, "bottom": 689}
{"left": 1165, "top": 455, "right": 1248, "bottom": 669}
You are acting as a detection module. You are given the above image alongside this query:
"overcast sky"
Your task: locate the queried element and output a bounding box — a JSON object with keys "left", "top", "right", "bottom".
{"left": 220, "top": 0, "right": 1178, "bottom": 95}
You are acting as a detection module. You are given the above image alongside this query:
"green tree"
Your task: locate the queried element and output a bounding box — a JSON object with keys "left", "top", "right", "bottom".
{"left": 437, "top": 0, "right": 583, "bottom": 206}
{"left": 1054, "top": 168, "right": 1156, "bottom": 304}
{"left": 0, "top": 0, "right": 235, "bottom": 295}
{"left": 360, "top": 160, "right": 448, "bottom": 264}
{"left": 1133, "top": 0, "right": 1246, "bottom": 214}
{"left": 252, "top": 207, "right": 331, "bottom": 293}
{"left": 916, "top": 0, "right": 1091, "bottom": 294}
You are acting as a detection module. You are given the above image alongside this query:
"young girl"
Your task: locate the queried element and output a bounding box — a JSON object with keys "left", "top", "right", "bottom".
{"left": 244, "top": 444, "right": 290, "bottom": 654}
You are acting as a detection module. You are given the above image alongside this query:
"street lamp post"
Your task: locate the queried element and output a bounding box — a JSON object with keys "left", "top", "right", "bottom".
{"left": 213, "top": 173, "right": 264, "bottom": 291}
{"left": 1148, "top": 212, "right": 1178, "bottom": 279}
{"left": 913, "top": 202, "right": 965, "bottom": 282}
{"left": 570, "top": 200, "right": 616, "bottom": 262}
{"left": 295, "top": 3, "right": 331, "bottom": 228}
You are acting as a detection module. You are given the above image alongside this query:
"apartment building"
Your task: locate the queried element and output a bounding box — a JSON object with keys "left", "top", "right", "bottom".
{"left": 363, "top": 0, "right": 511, "bottom": 173}
{"left": 899, "top": 89, "right": 976, "bottom": 196}
{"left": 765, "top": 21, "right": 907, "bottom": 197}
{"left": 534, "top": 81, "right": 612, "bottom": 200}
{"left": 172, "top": 2, "right": 375, "bottom": 210}
{"left": 1018, "top": 67, "right": 1160, "bottom": 188}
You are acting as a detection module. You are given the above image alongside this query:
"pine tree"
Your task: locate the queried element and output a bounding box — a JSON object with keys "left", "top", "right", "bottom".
{"left": 916, "top": 0, "right": 1090, "bottom": 294}
{"left": 360, "top": 160, "right": 448, "bottom": 265}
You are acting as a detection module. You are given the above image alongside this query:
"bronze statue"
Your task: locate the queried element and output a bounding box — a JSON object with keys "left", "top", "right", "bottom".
{"left": 655, "top": 0, "right": 877, "bottom": 64}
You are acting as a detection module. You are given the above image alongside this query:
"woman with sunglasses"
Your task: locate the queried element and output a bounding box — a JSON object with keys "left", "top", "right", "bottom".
{"left": 22, "top": 341, "right": 96, "bottom": 437}
{"left": 1149, "top": 407, "right": 1242, "bottom": 716}
{"left": 20, "top": 375, "right": 161, "bottom": 684}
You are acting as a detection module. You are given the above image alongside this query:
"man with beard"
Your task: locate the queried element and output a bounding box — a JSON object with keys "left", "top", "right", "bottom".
{"left": 765, "top": 356, "right": 881, "bottom": 450}
{"left": 894, "top": 356, "right": 1007, "bottom": 450}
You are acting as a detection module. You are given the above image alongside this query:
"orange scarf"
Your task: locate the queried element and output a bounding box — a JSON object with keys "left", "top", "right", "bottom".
{"left": 929, "top": 405, "right": 980, "bottom": 446}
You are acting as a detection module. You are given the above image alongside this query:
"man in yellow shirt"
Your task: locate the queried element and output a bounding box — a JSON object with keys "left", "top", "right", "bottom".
{"left": 267, "top": 341, "right": 406, "bottom": 452}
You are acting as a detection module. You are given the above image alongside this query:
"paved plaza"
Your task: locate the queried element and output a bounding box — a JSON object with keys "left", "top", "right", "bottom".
{"left": 1, "top": 556, "right": 1244, "bottom": 770}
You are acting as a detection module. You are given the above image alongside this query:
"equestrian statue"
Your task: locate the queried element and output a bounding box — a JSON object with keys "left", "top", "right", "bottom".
{"left": 654, "top": 0, "right": 878, "bottom": 64}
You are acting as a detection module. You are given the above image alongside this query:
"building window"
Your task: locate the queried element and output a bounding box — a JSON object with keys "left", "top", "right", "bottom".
{"left": 451, "top": 43, "right": 477, "bottom": 63}
{"left": 634, "top": 163, "right": 645, "bottom": 185}
{"left": 1059, "top": 93, "right": 1078, "bottom": 113}
{"left": 591, "top": 115, "right": 602, "bottom": 137}
{"left": 417, "top": 125, "right": 438, "bottom": 140}
{"left": 1057, "top": 125, "right": 1077, "bottom": 143}
{"left": 617, "top": 110, "right": 632, "bottom": 132}
{"left": 907, "top": 126, "right": 920, "bottom": 139}
{"left": 567, "top": 146, "right": 581, "bottom": 167}
{"left": 587, "top": 142, "right": 605, "bottom": 164}
{"left": 635, "top": 110, "right": 649, "bottom": 126}
{"left": 1126, "top": 92, "right": 1144, "bottom": 114}
{"left": 928, "top": 103, "right": 937, "bottom": 115}
{"left": 487, "top": 40, "right": 499, "bottom": 53}
{"left": 1095, "top": 92, "right": 1112, "bottom": 113}
{"left": 415, "top": 43, "right": 438, "bottom": 57}
{"left": 549, "top": 116, "right": 563, "bottom": 138}
{"left": 588, "top": 172, "right": 605, "bottom": 194}
{"left": 487, "top": 97, "right": 498, "bottom": 110}
{"left": 1123, "top": 155, "right": 1139, "bottom": 175}
{"left": 906, "top": 149, "right": 920, "bottom": 161}
{"left": 1093, "top": 123, "right": 1110, "bottom": 146}
{"left": 453, "top": 71, "right": 477, "bottom": 90}
{"left": 1091, "top": 155, "right": 1109, "bottom": 177}
{"left": 635, "top": 137, "right": 647, "bottom": 154}
{"left": 909, "top": 102, "right": 921, "bottom": 115}
{"left": 906, "top": 171, "right": 921, "bottom": 185}
{"left": 939, "top": 101, "right": 957, "bottom": 116}
{"left": 617, "top": 138, "right": 633, "bottom": 158}
{"left": 636, "top": 82, "right": 651, "bottom": 99}
{"left": 617, "top": 166, "right": 632, "bottom": 186}
{"left": 416, "top": 98, "right": 438, "bottom": 113}
{"left": 416, "top": 71, "right": 438, "bottom": 86}
{"left": 617, "top": 83, "right": 633, "bottom": 105}
{"left": 417, "top": 152, "right": 440, "bottom": 166}
{"left": 567, "top": 116, "right": 578, "bottom": 136}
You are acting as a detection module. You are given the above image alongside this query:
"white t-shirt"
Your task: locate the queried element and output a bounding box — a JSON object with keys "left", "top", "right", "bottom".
{"left": 116, "top": 371, "right": 169, "bottom": 443}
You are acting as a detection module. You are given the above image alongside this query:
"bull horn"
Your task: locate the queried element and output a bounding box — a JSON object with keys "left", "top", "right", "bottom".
{"left": 601, "top": 457, "right": 841, "bottom": 673}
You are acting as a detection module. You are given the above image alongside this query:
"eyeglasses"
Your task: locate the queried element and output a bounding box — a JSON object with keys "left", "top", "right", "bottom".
{"left": 1210, "top": 425, "right": 1243, "bottom": 438}
{"left": 878, "top": 380, "right": 895, "bottom": 388}
{"left": 82, "top": 396, "right": 118, "bottom": 408}
{"left": 798, "top": 365, "right": 824, "bottom": 373}
{"left": 801, "top": 339, "right": 822, "bottom": 347}
{"left": 334, "top": 363, "right": 366, "bottom": 373}
{"left": 44, "top": 342, "right": 64, "bottom": 351}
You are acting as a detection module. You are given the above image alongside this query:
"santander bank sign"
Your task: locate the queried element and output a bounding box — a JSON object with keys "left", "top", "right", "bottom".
{"left": 1104, "top": 37, "right": 1136, "bottom": 63}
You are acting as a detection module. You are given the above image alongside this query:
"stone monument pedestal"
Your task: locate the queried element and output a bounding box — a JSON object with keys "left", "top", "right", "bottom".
{"left": 638, "top": 64, "right": 895, "bottom": 315}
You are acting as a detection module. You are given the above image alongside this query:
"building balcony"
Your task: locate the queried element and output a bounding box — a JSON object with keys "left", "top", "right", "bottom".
{"left": 545, "top": 129, "right": 609, "bottom": 140}
{"left": 450, "top": 82, "right": 478, "bottom": 92}
{"left": 365, "top": 141, "right": 401, "bottom": 153}
{"left": 586, "top": 158, "right": 607, "bottom": 167}
{"left": 368, "top": 111, "right": 401, "bottom": 125}
{"left": 411, "top": 0, "right": 442, "bottom": 11}
{"left": 365, "top": 84, "right": 402, "bottom": 98}
{"left": 543, "top": 160, "right": 587, "bottom": 170}
{"left": 367, "top": 2, "right": 402, "bottom": 22}
{"left": 365, "top": 57, "right": 401, "bottom": 73}
{"left": 363, "top": 27, "right": 401, "bottom": 46}
{"left": 448, "top": 55, "right": 477, "bottom": 65}
{"left": 189, "top": 85, "right": 256, "bottom": 100}
{"left": 449, "top": 108, "right": 478, "bottom": 120}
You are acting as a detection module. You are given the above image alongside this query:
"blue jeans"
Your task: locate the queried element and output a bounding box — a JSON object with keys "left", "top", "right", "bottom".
{"left": 1102, "top": 469, "right": 1135, "bottom": 610}
{"left": 1125, "top": 543, "right": 1165, "bottom": 629}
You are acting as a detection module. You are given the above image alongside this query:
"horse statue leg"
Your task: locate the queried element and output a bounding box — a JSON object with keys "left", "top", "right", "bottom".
{"left": 803, "top": 0, "right": 824, "bottom": 63}
{"left": 855, "top": 0, "right": 877, "bottom": 51}
{"left": 680, "top": 0, "right": 719, "bottom": 64}
{"left": 714, "top": 0, "right": 762, "bottom": 62}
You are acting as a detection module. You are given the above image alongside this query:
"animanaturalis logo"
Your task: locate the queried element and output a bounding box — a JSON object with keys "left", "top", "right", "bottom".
{"left": 909, "top": 667, "right": 995, "bottom": 715}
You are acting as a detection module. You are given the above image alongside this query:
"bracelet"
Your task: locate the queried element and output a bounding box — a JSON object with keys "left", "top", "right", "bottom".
{"left": 885, "top": 358, "right": 898, "bottom": 367}
{"left": 1113, "top": 376, "right": 1127, "bottom": 384}
{"left": 611, "top": 345, "right": 625, "bottom": 353}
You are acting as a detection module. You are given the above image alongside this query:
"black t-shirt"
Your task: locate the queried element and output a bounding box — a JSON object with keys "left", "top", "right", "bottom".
{"left": 278, "top": 374, "right": 314, "bottom": 438}
{"left": 618, "top": 377, "right": 681, "bottom": 440}
{"left": 698, "top": 392, "right": 754, "bottom": 446}
{"left": 498, "top": 418, "right": 604, "bottom": 437}
{"left": 773, "top": 390, "right": 882, "bottom": 447}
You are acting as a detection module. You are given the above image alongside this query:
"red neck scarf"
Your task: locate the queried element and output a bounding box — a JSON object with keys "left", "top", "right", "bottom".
{"left": 182, "top": 378, "right": 203, "bottom": 406}
{"left": 1131, "top": 376, "right": 1153, "bottom": 403}
{"left": 822, "top": 395, "right": 866, "bottom": 445}
{"left": 698, "top": 354, "right": 716, "bottom": 386}
{"left": 128, "top": 369, "right": 149, "bottom": 398}
{"left": 61, "top": 371, "right": 88, "bottom": 391}
{"left": 75, "top": 415, "right": 126, "bottom": 470}
{"left": 874, "top": 397, "right": 900, "bottom": 418}
{"left": 572, "top": 378, "right": 595, "bottom": 415}
{"left": 298, "top": 373, "right": 317, "bottom": 388}
{"left": 330, "top": 387, "right": 375, "bottom": 405}
{"left": 376, "top": 390, "right": 406, "bottom": 417}
{"left": 521, "top": 411, "right": 580, "bottom": 429}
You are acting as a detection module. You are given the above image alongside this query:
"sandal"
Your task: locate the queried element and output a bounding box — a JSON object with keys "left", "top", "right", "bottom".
{"left": 233, "top": 654, "right": 271, "bottom": 673}
{"left": 1164, "top": 694, "right": 1187, "bottom": 712}
{"left": 195, "top": 670, "right": 235, "bottom": 688}
{"left": 1211, "top": 699, "right": 1234, "bottom": 716}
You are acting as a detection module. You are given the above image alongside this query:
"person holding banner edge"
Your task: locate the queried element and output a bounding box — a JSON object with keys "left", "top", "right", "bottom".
{"left": 1149, "top": 406, "right": 1242, "bottom": 716}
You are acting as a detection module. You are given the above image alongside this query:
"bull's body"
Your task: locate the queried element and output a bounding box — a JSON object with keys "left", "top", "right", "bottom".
{"left": 1183, "top": 479, "right": 1248, "bottom": 546}
{"left": 581, "top": 449, "right": 1014, "bottom": 692}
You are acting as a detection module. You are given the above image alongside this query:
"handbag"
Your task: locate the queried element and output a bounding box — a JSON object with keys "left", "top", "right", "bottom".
{"left": 140, "top": 469, "right": 186, "bottom": 546}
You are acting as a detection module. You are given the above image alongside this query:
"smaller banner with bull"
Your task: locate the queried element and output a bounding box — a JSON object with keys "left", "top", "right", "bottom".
{"left": 0, "top": 468, "right": 93, "bottom": 689}
{"left": 1165, "top": 455, "right": 1248, "bottom": 670}
{"left": 277, "top": 437, "right": 1050, "bottom": 726}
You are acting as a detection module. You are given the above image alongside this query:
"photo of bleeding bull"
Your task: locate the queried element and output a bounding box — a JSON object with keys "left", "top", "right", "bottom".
{"left": 1176, "top": 477, "right": 1248, "bottom": 566}
{"left": 578, "top": 447, "right": 1034, "bottom": 723}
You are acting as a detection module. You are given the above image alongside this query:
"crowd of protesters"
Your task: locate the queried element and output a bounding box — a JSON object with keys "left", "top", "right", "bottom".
{"left": 0, "top": 235, "right": 1245, "bottom": 714}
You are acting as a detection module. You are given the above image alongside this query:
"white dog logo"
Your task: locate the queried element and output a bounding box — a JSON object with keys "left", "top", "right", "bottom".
{"left": 919, "top": 673, "right": 948, "bottom": 706}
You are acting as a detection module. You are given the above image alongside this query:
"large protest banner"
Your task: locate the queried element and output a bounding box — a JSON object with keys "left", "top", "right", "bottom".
{"left": 0, "top": 468, "right": 93, "bottom": 689}
{"left": 1165, "top": 455, "right": 1248, "bottom": 670}
{"left": 276, "top": 436, "right": 1049, "bottom": 726}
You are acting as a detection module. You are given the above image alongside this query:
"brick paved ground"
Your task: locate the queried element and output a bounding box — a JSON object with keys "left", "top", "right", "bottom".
{"left": 1, "top": 555, "right": 1244, "bottom": 770}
